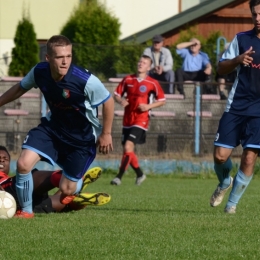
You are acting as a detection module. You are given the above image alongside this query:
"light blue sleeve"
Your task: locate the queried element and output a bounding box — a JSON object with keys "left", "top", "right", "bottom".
{"left": 220, "top": 36, "right": 239, "bottom": 61}
{"left": 20, "top": 66, "right": 38, "bottom": 90}
{"left": 84, "top": 74, "right": 110, "bottom": 108}
{"left": 200, "top": 52, "right": 210, "bottom": 67}
{"left": 176, "top": 48, "right": 188, "bottom": 58}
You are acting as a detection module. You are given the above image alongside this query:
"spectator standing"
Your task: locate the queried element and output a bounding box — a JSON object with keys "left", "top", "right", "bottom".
{"left": 143, "top": 35, "right": 175, "bottom": 94}
{"left": 110, "top": 55, "right": 166, "bottom": 186}
{"left": 175, "top": 38, "right": 213, "bottom": 96}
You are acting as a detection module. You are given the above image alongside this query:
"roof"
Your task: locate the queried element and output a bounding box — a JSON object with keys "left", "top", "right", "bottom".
{"left": 121, "top": 0, "right": 239, "bottom": 43}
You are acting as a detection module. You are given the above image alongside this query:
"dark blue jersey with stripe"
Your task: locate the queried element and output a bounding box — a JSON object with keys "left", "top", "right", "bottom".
{"left": 20, "top": 62, "right": 110, "bottom": 143}
{"left": 220, "top": 29, "right": 260, "bottom": 116}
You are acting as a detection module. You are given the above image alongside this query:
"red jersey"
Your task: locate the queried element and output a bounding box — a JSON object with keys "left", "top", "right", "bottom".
{"left": 114, "top": 75, "right": 165, "bottom": 130}
{"left": 0, "top": 171, "right": 13, "bottom": 190}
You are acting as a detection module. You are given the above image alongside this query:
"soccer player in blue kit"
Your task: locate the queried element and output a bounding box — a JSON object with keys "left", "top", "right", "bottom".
{"left": 0, "top": 35, "right": 114, "bottom": 218}
{"left": 210, "top": 0, "right": 260, "bottom": 214}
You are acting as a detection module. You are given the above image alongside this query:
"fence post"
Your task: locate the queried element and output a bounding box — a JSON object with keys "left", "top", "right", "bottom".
{"left": 195, "top": 83, "right": 201, "bottom": 155}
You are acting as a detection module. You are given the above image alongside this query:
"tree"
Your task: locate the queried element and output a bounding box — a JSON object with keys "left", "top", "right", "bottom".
{"left": 8, "top": 16, "right": 39, "bottom": 76}
{"left": 61, "top": 0, "right": 120, "bottom": 79}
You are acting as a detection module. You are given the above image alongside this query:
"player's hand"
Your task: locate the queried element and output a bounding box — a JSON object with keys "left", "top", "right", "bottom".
{"left": 204, "top": 67, "right": 211, "bottom": 75}
{"left": 97, "top": 133, "right": 113, "bottom": 154}
{"left": 240, "top": 46, "right": 255, "bottom": 66}
{"left": 120, "top": 99, "right": 129, "bottom": 107}
{"left": 138, "top": 103, "right": 150, "bottom": 112}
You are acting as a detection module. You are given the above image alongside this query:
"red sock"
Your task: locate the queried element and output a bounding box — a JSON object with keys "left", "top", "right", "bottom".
{"left": 130, "top": 152, "right": 139, "bottom": 168}
{"left": 119, "top": 152, "right": 133, "bottom": 172}
{"left": 50, "top": 170, "right": 62, "bottom": 188}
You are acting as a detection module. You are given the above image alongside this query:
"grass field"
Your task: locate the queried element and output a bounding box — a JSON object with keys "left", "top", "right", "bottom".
{"left": 1, "top": 172, "right": 260, "bottom": 260}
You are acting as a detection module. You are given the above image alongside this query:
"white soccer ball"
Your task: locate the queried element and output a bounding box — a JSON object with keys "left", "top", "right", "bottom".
{"left": 0, "top": 191, "right": 17, "bottom": 219}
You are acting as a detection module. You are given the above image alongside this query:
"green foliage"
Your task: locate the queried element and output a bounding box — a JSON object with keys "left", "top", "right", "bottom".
{"left": 8, "top": 16, "right": 39, "bottom": 76}
{"left": 60, "top": 0, "right": 120, "bottom": 79}
{"left": 114, "top": 40, "right": 145, "bottom": 74}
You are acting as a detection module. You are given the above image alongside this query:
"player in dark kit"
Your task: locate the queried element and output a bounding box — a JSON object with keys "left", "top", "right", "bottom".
{"left": 210, "top": 0, "right": 260, "bottom": 214}
{"left": 0, "top": 35, "right": 114, "bottom": 218}
{"left": 110, "top": 55, "right": 166, "bottom": 186}
{"left": 0, "top": 146, "right": 111, "bottom": 213}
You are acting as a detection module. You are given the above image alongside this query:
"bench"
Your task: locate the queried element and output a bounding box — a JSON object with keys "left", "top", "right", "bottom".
{"left": 201, "top": 94, "right": 220, "bottom": 100}
{"left": 151, "top": 111, "right": 175, "bottom": 117}
{"left": 114, "top": 110, "right": 175, "bottom": 117}
{"left": 108, "top": 78, "right": 122, "bottom": 83}
{"left": 4, "top": 109, "right": 29, "bottom": 116}
{"left": 187, "top": 111, "right": 212, "bottom": 117}
{"left": 165, "top": 94, "right": 184, "bottom": 100}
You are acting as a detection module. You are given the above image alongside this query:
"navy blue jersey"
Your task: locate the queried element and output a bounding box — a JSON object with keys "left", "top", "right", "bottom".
{"left": 20, "top": 62, "right": 110, "bottom": 143}
{"left": 220, "top": 29, "right": 260, "bottom": 116}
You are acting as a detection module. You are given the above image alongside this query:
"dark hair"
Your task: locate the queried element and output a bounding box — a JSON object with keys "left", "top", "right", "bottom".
{"left": 249, "top": 0, "right": 260, "bottom": 12}
{"left": 0, "top": 146, "right": 10, "bottom": 159}
{"left": 46, "top": 35, "right": 72, "bottom": 55}
{"left": 141, "top": 54, "right": 153, "bottom": 65}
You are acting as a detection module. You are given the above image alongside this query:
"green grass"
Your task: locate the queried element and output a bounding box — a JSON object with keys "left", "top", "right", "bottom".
{"left": 1, "top": 173, "right": 260, "bottom": 260}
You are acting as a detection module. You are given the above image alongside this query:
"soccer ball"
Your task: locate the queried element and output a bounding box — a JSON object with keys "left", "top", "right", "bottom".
{"left": 0, "top": 191, "right": 17, "bottom": 219}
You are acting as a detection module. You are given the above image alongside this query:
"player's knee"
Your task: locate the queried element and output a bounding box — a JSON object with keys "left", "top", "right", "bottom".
{"left": 214, "top": 147, "right": 231, "bottom": 164}
{"left": 241, "top": 152, "right": 257, "bottom": 167}
{"left": 17, "top": 158, "right": 32, "bottom": 173}
{"left": 124, "top": 142, "right": 134, "bottom": 153}
{"left": 214, "top": 153, "right": 228, "bottom": 164}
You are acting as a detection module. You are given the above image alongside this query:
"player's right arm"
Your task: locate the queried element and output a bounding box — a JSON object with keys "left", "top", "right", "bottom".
{"left": 114, "top": 77, "right": 129, "bottom": 107}
{"left": 114, "top": 94, "right": 129, "bottom": 107}
{"left": 0, "top": 83, "right": 27, "bottom": 107}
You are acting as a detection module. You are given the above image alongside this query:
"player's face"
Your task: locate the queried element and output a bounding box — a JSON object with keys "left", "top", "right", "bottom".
{"left": 252, "top": 4, "right": 260, "bottom": 35}
{"left": 0, "top": 150, "right": 10, "bottom": 174}
{"left": 46, "top": 45, "right": 72, "bottom": 81}
{"left": 137, "top": 58, "right": 151, "bottom": 73}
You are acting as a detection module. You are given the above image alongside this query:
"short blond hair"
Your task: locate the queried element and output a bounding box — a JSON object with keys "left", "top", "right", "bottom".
{"left": 46, "top": 35, "right": 72, "bottom": 55}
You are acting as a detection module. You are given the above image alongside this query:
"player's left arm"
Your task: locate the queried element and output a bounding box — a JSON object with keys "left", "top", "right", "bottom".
{"left": 97, "top": 96, "right": 114, "bottom": 154}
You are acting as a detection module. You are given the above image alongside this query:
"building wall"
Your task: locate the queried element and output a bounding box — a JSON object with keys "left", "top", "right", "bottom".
{"left": 99, "top": 0, "right": 179, "bottom": 40}
{"left": 181, "top": 0, "right": 209, "bottom": 11}
{"left": 0, "top": 0, "right": 80, "bottom": 75}
{"left": 163, "top": 0, "right": 252, "bottom": 46}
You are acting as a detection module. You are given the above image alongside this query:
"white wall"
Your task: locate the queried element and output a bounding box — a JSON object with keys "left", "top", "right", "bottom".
{"left": 0, "top": 0, "right": 80, "bottom": 76}
{"left": 100, "top": 0, "right": 179, "bottom": 39}
{"left": 182, "top": 0, "right": 209, "bottom": 12}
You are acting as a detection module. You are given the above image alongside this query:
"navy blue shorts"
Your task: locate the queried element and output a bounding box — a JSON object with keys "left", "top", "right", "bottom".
{"left": 214, "top": 112, "right": 260, "bottom": 150}
{"left": 22, "top": 118, "right": 96, "bottom": 181}
{"left": 122, "top": 127, "right": 146, "bottom": 145}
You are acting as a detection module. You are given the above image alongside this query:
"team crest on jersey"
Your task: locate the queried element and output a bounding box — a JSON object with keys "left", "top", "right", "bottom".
{"left": 215, "top": 133, "right": 219, "bottom": 142}
{"left": 62, "top": 89, "right": 70, "bottom": 99}
{"left": 139, "top": 85, "right": 147, "bottom": 93}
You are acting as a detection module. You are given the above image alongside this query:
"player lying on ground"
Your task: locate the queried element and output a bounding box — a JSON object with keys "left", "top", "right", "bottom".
{"left": 0, "top": 146, "right": 110, "bottom": 214}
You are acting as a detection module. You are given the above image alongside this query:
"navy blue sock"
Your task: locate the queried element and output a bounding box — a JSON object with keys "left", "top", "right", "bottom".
{"left": 15, "top": 171, "right": 33, "bottom": 213}
{"left": 226, "top": 169, "right": 253, "bottom": 207}
{"left": 214, "top": 158, "right": 232, "bottom": 189}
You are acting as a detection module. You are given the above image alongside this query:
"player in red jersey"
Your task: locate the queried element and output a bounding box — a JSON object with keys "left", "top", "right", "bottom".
{"left": 110, "top": 55, "right": 166, "bottom": 186}
{"left": 0, "top": 146, "right": 110, "bottom": 216}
